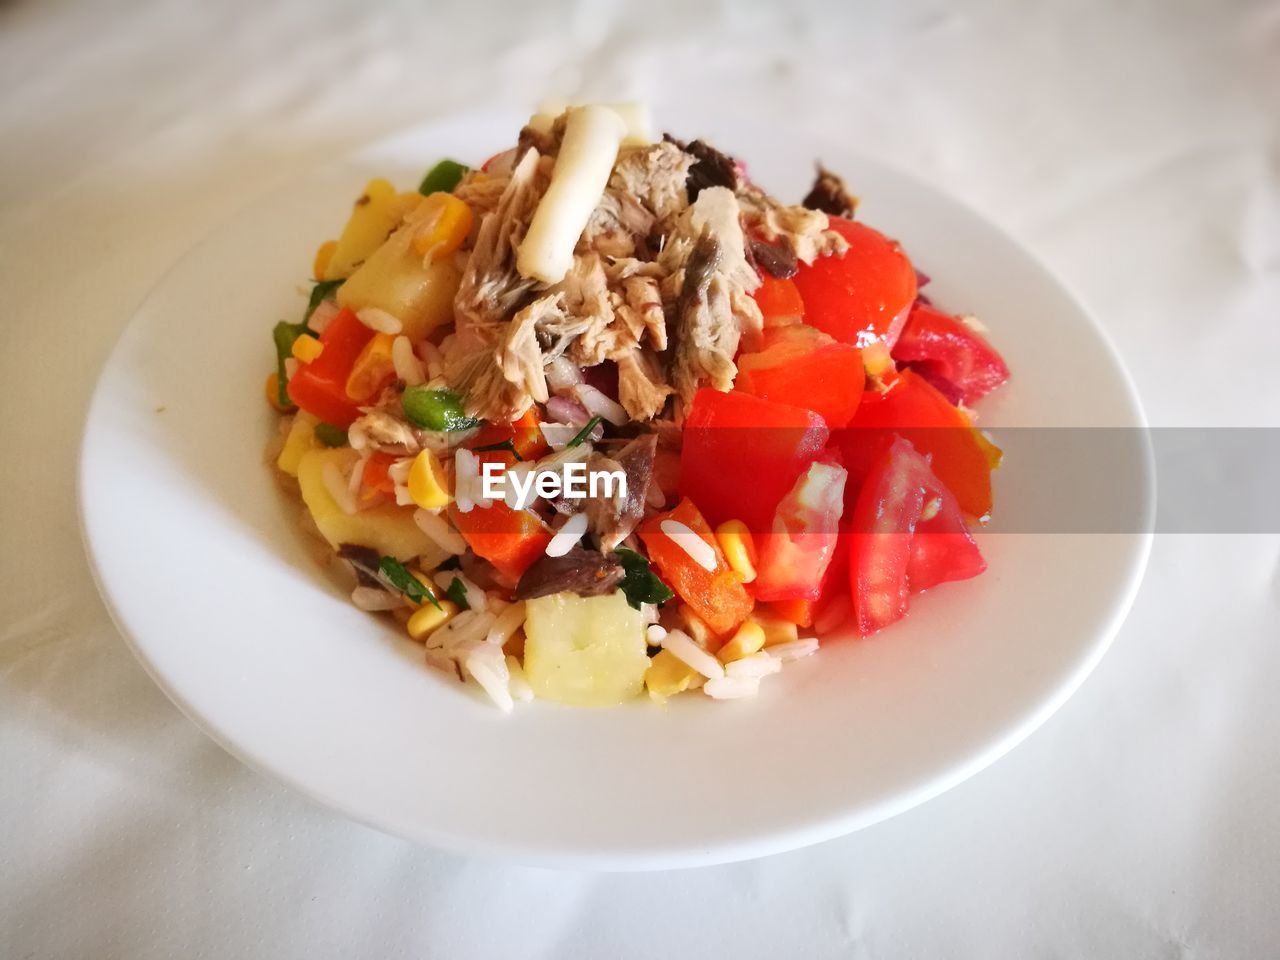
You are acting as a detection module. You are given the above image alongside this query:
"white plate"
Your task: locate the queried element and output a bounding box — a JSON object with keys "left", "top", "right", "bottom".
{"left": 79, "top": 109, "right": 1152, "bottom": 870}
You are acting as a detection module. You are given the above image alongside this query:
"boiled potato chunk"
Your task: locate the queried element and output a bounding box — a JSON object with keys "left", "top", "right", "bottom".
{"left": 336, "top": 238, "right": 461, "bottom": 342}
{"left": 324, "top": 178, "right": 401, "bottom": 280}
{"left": 523, "top": 592, "right": 649, "bottom": 706}
{"left": 295, "top": 447, "right": 448, "bottom": 567}
{"left": 276, "top": 411, "right": 320, "bottom": 477}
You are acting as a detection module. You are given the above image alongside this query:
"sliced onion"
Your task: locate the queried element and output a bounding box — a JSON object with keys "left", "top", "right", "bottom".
{"left": 572, "top": 383, "right": 628, "bottom": 426}
{"left": 546, "top": 395, "right": 590, "bottom": 426}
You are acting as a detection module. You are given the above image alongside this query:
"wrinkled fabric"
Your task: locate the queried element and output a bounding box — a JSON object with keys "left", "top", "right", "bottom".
{"left": 2, "top": 0, "right": 1278, "bottom": 956}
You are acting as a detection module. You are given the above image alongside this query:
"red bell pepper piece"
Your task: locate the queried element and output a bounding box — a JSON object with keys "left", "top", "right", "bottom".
{"left": 737, "top": 325, "right": 865, "bottom": 428}
{"left": 467, "top": 408, "right": 551, "bottom": 461}
{"left": 753, "top": 459, "right": 848, "bottom": 601}
{"left": 358, "top": 452, "right": 397, "bottom": 505}
{"left": 679, "top": 389, "right": 829, "bottom": 534}
{"left": 792, "top": 218, "right": 917, "bottom": 349}
{"left": 286, "top": 307, "right": 375, "bottom": 428}
{"left": 752, "top": 274, "right": 806, "bottom": 325}
{"left": 891, "top": 302, "right": 1010, "bottom": 406}
{"left": 838, "top": 369, "right": 1000, "bottom": 519}
{"left": 638, "top": 498, "right": 754, "bottom": 636}
{"left": 450, "top": 500, "right": 552, "bottom": 582}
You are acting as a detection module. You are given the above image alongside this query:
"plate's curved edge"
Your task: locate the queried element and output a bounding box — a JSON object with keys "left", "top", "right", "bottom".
{"left": 76, "top": 109, "right": 1156, "bottom": 871}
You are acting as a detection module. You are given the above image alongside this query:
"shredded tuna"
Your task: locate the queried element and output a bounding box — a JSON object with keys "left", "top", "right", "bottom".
{"left": 616, "top": 348, "right": 673, "bottom": 421}
{"left": 738, "top": 187, "right": 848, "bottom": 265}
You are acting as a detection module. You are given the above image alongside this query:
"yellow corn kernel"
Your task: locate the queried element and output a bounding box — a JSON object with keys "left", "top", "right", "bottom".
{"left": 715, "top": 519, "right": 757, "bottom": 584}
{"left": 716, "top": 620, "right": 767, "bottom": 663}
{"left": 345, "top": 332, "right": 396, "bottom": 402}
{"left": 411, "top": 193, "right": 473, "bottom": 261}
{"left": 407, "top": 449, "right": 451, "bottom": 509}
{"left": 265, "top": 373, "right": 292, "bottom": 413}
{"left": 753, "top": 611, "right": 799, "bottom": 649}
{"left": 644, "top": 649, "right": 699, "bottom": 702}
{"left": 313, "top": 240, "right": 337, "bottom": 281}
{"left": 406, "top": 599, "right": 459, "bottom": 641}
{"left": 291, "top": 334, "right": 324, "bottom": 364}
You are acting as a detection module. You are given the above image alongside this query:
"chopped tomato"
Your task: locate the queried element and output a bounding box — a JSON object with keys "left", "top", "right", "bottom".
{"left": 752, "top": 274, "right": 805, "bottom": 326}
{"left": 848, "top": 437, "right": 930, "bottom": 635}
{"left": 286, "top": 307, "right": 375, "bottom": 427}
{"left": 358, "top": 452, "right": 397, "bottom": 505}
{"left": 638, "top": 498, "right": 754, "bottom": 635}
{"left": 753, "top": 459, "right": 848, "bottom": 601}
{"left": 849, "top": 437, "right": 986, "bottom": 635}
{"left": 467, "top": 408, "right": 550, "bottom": 461}
{"left": 450, "top": 500, "right": 552, "bottom": 582}
{"left": 792, "top": 218, "right": 917, "bottom": 349}
{"left": 891, "top": 302, "right": 1010, "bottom": 406}
{"left": 909, "top": 477, "right": 986, "bottom": 593}
{"left": 679, "top": 389, "right": 829, "bottom": 534}
{"left": 838, "top": 368, "right": 1000, "bottom": 519}
{"left": 737, "top": 326, "right": 865, "bottom": 428}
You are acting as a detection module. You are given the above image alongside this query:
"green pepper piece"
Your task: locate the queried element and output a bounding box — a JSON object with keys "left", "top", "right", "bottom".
{"left": 313, "top": 422, "right": 348, "bottom": 447}
{"left": 271, "top": 320, "right": 308, "bottom": 408}
{"left": 401, "top": 386, "right": 480, "bottom": 432}
{"left": 418, "top": 159, "right": 469, "bottom": 196}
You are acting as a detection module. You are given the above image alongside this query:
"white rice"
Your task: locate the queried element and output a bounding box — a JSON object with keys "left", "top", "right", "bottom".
{"left": 703, "top": 676, "right": 761, "bottom": 700}
{"left": 322, "top": 462, "right": 358, "bottom": 515}
{"left": 433, "top": 570, "right": 487, "bottom": 613}
{"left": 506, "top": 655, "right": 534, "bottom": 702}
{"left": 486, "top": 600, "right": 527, "bottom": 647}
{"left": 546, "top": 511, "right": 588, "bottom": 557}
{"left": 413, "top": 508, "right": 468, "bottom": 555}
{"left": 424, "top": 647, "right": 456, "bottom": 675}
{"left": 766, "top": 638, "right": 820, "bottom": 662}
{"left": 392, "top": 335, "right": 426, "bottom": 385}
{"left": 350, "top": 586, "right": 404, "bottom": 612}
{"left": 356, "top": 306, "right": 403, "bottom": 335}
{"left": 572, "top": 383, "right": 628, "bottom": 426}
{"left": 659, "top": 519, "right": 717, "bottom": 572}
{"left": 452, "top": 448, "right": 480, "bottom": 512}
{"left": 660, "top": 629, "right": 724, "bottom": 680}
{"left": 431, "top": 609, "right": 497, "bottom": 654}
{"left": 725, "top": 652, "right": 782, "bottom": 679}
{"left": 459, "top": 642, "right": 513, "bottom": 713}
{"left": 415, "top": 339, "right": 444, "bottom": 381}
{"left": 347, "top": 454, "right": 367, "bottom": 501}
{"left": 645, "top": 623, "right": 667, "bottom": 644}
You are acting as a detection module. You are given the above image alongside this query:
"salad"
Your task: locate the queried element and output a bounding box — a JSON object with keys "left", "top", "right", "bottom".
{"left": 265, "top": 103, "right": 1010, "bottom": 711}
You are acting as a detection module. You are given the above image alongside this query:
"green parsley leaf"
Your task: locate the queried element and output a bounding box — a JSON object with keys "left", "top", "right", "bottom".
{"left": 567, "top": 415, "right": 603, "bottom": 448}
{"left": 444, "top": 577, "right": 470, "bottom": 610}
{"left": 615, "top": 548, "right": 674, "bottom": 610}
{"left": 305, "top": 278, "right": 344, "bottom": 322}
{"left": 378, "top": 557, "right": 441, "bottom": 610}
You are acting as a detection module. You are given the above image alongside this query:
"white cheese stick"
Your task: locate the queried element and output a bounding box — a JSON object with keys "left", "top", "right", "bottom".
{"left": 528, "top": 100, "right": 653, "bottom": 146}
{"left": 517, "top": 105, "right": 626, "bottom": 284}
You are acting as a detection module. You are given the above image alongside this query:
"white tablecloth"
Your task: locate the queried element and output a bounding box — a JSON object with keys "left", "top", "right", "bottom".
{"left": 4, "top": 0, "right": 1277, "bottom": 955}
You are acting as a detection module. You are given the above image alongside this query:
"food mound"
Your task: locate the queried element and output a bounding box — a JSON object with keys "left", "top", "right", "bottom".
{"left": 264, "top": 103, "right": 1010, "bottom": 711}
